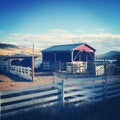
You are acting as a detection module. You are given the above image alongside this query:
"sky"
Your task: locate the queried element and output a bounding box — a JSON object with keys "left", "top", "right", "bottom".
{"left": 0, "top": 0, "right": 120, "bottom": 54}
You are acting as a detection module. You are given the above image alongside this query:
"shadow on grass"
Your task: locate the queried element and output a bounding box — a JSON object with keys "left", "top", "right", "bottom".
{"left": 0, "top": 71, "right": 32, "bottom": 82}
{"left": 2, "top": 97, "right": 120, "bottom": 120}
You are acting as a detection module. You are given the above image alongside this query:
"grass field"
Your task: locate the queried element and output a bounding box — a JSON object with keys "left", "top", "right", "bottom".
{"left": 2, "top": 97, "right": 120, "bottom": 120}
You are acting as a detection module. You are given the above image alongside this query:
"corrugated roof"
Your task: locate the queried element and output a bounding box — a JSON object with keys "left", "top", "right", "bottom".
{"left": 42, "top": 43, "right": 95, "bottom": 52}
{"left": 3, "top": 56, "right": 38, "bottom": 61}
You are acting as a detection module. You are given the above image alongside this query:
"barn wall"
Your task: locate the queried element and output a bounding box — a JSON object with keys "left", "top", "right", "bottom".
{"left": 86, "top": 52, "right": 95, "bottom": 61}
{"left": 42, "top": 52, "right": 54, "bottom": 62}
{"left": 42, "top": 52, "right": 71, "bottom": 62}
{"left": 56, "top": 52, "right": 71, "bottom": 62}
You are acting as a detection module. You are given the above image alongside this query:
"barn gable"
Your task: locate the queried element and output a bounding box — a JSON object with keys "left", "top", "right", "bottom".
{"left": 74, "top": 44, "right": 94, "bottom": 52}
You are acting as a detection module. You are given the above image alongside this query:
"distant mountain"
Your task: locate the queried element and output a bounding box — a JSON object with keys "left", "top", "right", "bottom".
{"left": 96, "top": 51, "right": 120, "bottom": 60}
{"left": 0, "top": 43, "right": 41, "bottom": 58}
{"left": 0, "top": 43, "right": 18, "bottom": 49}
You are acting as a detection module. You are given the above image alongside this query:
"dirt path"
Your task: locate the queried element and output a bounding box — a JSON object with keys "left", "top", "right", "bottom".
{"left": 0, "top": 74, "right": 13, "bottom": 82}
{"left": 0, "top": 73, "right": 54, "bottom": 91}
{"left": 0, "top": 73, "right": 120, "bottom": 92}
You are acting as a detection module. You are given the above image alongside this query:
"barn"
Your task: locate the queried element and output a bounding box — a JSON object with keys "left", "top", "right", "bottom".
{"left": 42, "top": 43, "right": 96, "bottom": 75}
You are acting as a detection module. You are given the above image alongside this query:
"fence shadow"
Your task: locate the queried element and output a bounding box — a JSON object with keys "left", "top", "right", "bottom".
{"left": 35, "top": 72, "right": 53, "bottom": 77}
{"left": 1, "top": 72, "right": 32, "bottom": 82}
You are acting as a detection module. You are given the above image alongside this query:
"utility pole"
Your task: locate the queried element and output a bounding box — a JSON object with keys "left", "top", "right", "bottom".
{"left": 32, "top": 44, "right": 34, "bottom": 82}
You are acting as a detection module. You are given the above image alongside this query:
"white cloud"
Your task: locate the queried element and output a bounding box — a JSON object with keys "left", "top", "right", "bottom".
{"left": 77, "top": 33, "right": 120, "bottom": 39}
{"left": 1, "top": 30, "right": 120, "bottom": 54}
{"left": 74, "top": 34, "right": 120, "bottom": 54}
{"left": 49, "top": 29, "right": 69, "bottom": 34}
{"left": 96, "top": 28, "right": 105, "bottom": 32}
{"left": 76, "top": 30, "right": 85, "bottom": 33}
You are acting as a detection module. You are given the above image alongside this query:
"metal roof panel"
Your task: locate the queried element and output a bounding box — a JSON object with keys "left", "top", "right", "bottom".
{"left": 42, "top": 43, "right": 95, "bottom": 52}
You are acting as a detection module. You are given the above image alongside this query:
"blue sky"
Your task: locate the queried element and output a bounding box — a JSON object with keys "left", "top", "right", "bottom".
{"left": 0, "top": 0, "right": 120, "bottom": 54}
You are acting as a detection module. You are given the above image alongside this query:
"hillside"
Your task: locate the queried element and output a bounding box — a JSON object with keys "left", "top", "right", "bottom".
{"left": 96, "top": 51, "right": 120, "bottom": 60}
{"left": 0, "top": 43, "right": 18, "bottom": 49}
{"left": 0, "top": 43, "right": 41, "bottom": 57}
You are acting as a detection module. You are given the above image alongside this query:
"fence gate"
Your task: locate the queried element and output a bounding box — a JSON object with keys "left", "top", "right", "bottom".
{"left": 0, "top": 75, "right": 120, "bottom": 119}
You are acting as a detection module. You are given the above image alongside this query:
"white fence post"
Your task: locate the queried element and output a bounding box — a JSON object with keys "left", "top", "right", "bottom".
{"left": 27, "top": 67, "right": 30, "bottom": 76}
{"left": 53, "top": 72, "right": 57, "bottom": 83}
{"left": 14, "top": 66, "right": 16, "bottom": 73}
{"left": 17, "top": 66, "right": 19, "bottom": 74}
{"left": 19, "top": 66, "right": 20, "bottom": 74}
{"left": 20, "top": 66, "right": 22, "bottom": 74}
{"left": 61, "top": 80, "right": 64, "bottom": 105}
{"left": 23, "top": 68, "right": 25, "bottom": 75}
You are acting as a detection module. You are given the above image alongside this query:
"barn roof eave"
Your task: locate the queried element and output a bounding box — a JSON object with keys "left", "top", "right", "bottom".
{"left": 74, "top": 43, "right": 96, "bottom": 51}
{"left": 42, "top": 43, "right": 96, "bottom": 52}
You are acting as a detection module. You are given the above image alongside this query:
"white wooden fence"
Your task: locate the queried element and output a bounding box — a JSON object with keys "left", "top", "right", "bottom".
{"left": 0, "top": 75, "right": 120, "bottom": 119}
{"left": 10, "top": 65, "right": 32, "bottom": 80}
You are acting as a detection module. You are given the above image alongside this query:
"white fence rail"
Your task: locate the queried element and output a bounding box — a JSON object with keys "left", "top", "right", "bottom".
{"left": 9, "top": 65, "right": 32, "bottom": 80}
{"left": 0, "top": 75, "right": 120, "bottom": 119}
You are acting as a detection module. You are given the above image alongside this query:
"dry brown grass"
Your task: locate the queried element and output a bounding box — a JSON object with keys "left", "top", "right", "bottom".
{"left": 0, "top": 47, "right": 40, "bottom": 56}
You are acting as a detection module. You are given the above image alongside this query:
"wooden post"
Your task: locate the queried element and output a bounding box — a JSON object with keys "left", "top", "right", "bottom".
{"left": 59, "top": 61, "right": 61, "bottom": 72}
{"left": 61, "top": 80, "right": 64, "bottom": 105}
{"left": 17, "top": 66, "right": 18, "bottom": 74}
{"left": 54, "top": 52, "right": 57, "bottom": 71}
{"left": 32, "top": 44, "right": 34, "bottom": 82}
{"left": 104, "top": 58, "right": 107, "bottom": 99}
{"left": 104, "top": 58, "right": 107, "bottom": 79}
{"left": 54, "top": 52, "right": 56, "bottom": 63}
{"left": 9, "top": 59, "right": 12, "bottom": 72}
{"left": 86, "top": 51, "right": 88, "bottom": 62}
{"left": 0, "top": 92, "right": 1, "bottom": 120}
{"left": 79, "top": 52, "right": 81, "bottom": 61}
{"left": 92, "top": 79, "right": 95, "bottom": 102}
{"left": 71, "top": 51, "right": 74, "bottom": 62}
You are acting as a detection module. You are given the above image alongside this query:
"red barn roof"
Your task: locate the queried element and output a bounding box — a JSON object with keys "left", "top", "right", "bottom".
{"left": 42, "top": 43, "right": 96, "bottom": 52}
{"left": 74, "top": 44, "right": 94, "bottom": 52}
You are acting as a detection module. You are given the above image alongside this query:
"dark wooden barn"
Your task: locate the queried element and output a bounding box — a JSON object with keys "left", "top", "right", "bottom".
{"left": 42, "top": 43, "right": 96, "bottom": 73}
{"left": 4, "top": 56, "right": 35, "bottom": 67}
{"left": 3, "top": 56, "right": 38, "bottom": 72}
